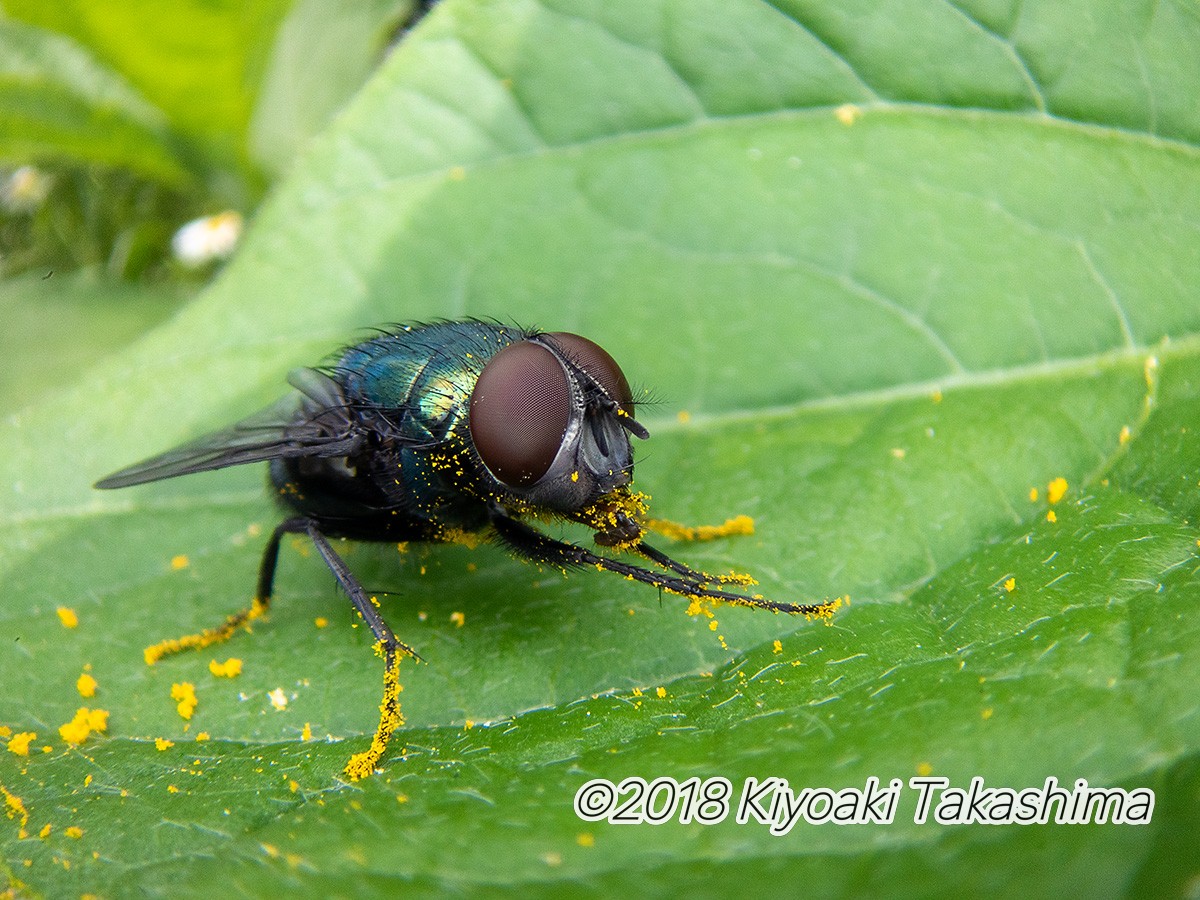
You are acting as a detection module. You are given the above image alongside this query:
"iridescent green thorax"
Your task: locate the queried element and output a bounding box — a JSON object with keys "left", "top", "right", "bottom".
{"left": 337, "top": 321, "right": 528, "bottom": 447}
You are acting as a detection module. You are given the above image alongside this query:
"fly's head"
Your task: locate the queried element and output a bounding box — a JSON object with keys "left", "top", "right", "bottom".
{"left": 468, "top": 331, "right": 650, "bottom": 534}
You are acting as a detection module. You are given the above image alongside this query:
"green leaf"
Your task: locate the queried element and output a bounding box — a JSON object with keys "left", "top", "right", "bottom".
{"left": 0, "top": 272, "right": 184, "bottom": 412}
{"left": 3, "top": 0, "right": 291, "bottom": 196}
{"left": 2, "top": 0, "right": 1199, "bottom": 896}
{"left": 247, "top": 0, "right": 419, "bottom": 176}
{"left": 0, "top": 18, "right": 188, "bottom": 181}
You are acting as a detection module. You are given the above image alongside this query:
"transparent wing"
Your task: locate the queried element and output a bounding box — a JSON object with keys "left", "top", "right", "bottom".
{"left": 95, "top": 369, "right": 365, "bottom": 489}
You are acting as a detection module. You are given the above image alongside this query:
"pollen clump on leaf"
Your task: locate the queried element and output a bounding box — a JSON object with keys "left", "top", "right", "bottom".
{"left": 144, "top": 597, "right": 268, "bottom": 665}
{"left": 76, "top": 673, "right": 98, "bottom": 698}
{"left": 1, "top": 785, "right": 29, "bottom": 839}
{"left": 208, "top": 658, "right": 243, "bottom": 678}
{"left": 171, "top": 682, "right": 198, "bottom": 720}
{"left": 644, "top": 514, "right": 754, "bottom": 542}
{"left": 56, "top": 607, "right": 79, "bottom": 629}
{"left": 7, "top": 732, "right": 36, "bottom": 756}
{"left": 58, "top": 708, "right": 108, "bottom": 746}
{"left": 1046, "top": 477, "right": 1068, "bottom": 505}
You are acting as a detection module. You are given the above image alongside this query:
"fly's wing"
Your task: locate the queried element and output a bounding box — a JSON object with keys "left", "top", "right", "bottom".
{"left": 95, "top": 369, "right": 365, "bottom": 489}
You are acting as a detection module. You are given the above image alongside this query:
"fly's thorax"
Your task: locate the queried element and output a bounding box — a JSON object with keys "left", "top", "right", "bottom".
{"left": 338, "top": 321, "right": 527, "bottom": 446}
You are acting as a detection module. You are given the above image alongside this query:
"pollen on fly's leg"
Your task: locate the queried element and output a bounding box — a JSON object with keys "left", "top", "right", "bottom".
{"left": 141, "top": 515, "right": 419, "bottom": 781}
{"left": 577, "top": 489, "right": 765, "bottom": 592}
{"left": 141, "top": 516, "right": 303, "bottom": 666}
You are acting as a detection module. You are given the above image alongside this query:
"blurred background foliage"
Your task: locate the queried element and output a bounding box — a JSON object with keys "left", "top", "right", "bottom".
{"left": 0, "top": 0, "right": 428, "bottom": 281}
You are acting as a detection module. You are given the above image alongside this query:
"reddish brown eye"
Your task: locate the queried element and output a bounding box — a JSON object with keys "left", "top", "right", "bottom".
{"left": 542, "top": 332, "right": 634, "bottom": 413}
{"left": 469, "top": 341, "right": 571, "bottom": 487}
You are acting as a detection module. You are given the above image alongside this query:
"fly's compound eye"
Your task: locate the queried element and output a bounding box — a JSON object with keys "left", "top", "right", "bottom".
{"left": 542, "top": 332, "right": 634, "bottom": 414}
{"left": 470, "top": 341, "right": 571, "bottom": 487}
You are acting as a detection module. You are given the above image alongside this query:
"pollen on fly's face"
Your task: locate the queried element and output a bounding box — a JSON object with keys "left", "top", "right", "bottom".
{"left": 95, "top": 320, "right": 841, "bottom": 780}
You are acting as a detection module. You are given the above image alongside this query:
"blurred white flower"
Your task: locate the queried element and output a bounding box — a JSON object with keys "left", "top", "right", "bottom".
{"left": 1, "top": 166, "right": 52, "bottom": 212}
{"left": 171, "top": 211, "right": 243, "bottom": 267}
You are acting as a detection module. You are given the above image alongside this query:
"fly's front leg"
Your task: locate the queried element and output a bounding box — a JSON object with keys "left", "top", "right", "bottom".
{"left": 489, "top": 508, "right": 839, "bottom": 617}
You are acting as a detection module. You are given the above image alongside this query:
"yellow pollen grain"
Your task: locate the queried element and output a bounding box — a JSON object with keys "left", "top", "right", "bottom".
{"left": 155, "top": 738, "right": 174, "bottom": 751}
{"left": 1047, "top": 477, "right": 1068, "bottom": 504}
{"left": 1047, "top": 509, "right": 1057, "bottom": 523}
{"left": 0, "top": 726, "right": 9, "bottom": 738}
{"left": 676, "top": 410, "right": 692, "bottom": 424}
{"left": 301, "top": 722, "right": 312, "bottom": 741}
{"left": 917, "top": 762, "right": 934, "bottom": 776}
{"left": 448, "top": 165, "right": 466, "bottom": 181}
{"left": 268, "top": 688, "right": 288, "bottom": 711}
{"left": 772, "top": 640, "right": 783, "bottom": 654}
{"left": 632, "top": 687, "right": 643, "bottom": 698}
{"left": 315, "top": 617, "right": 328, "bottom": 629}
{"left": 834, "top": 103, "right": 861, "bottom": 125}
{"left": 931, "top": 389, "right": 943, "bottom": 403}
{"left": 170, "top": 555, "right": 189, "bottom": 571}
{"left": 656, "top": 687, "right": 666, "bottom": 699}
{"left": 59, "top": 708, "right": 108, "bottom": 746}
{"left": 1119, "top": 425, "right": 1131, "bottom": 445}
{"left": 571, "top": 471, "right": 579, "bottom": 482}
{"left": 1003, "top": 577, "right": 1016, "bottom": 593}
{"left": 576, "top": 832, "right": 595, "bottom": 848}
{"left": 195, "top": 732, "right": 210, "bottom": 742}
{"left": 171, "top": 682, "right": 198, "bottom": 720}
{"left": 2, "top": 786, "right": 29, "bottom": 839}
{"left": 709, "top": 620, "right": 719, "bottom": 631}
{"left": 1029, "top": 487, "right": 1039, "bottom": 502}
{"left": 76, "top": 673, "right": 98, "bottom": 698}
{"left": 646, "top": 514, "right": 755, "bottom": 542}
{"left": 890, "top": 447, "right": 906, "bottom": 459}
{"left": 7, "top": 732, "right": 35, "bottom": 756}
{"left": 56, "top": 607, "right": 79, "bottom": 629}
{"left": 167, "top": 785, "right": 179, "bottom": 793}
{"left": 64, "top": 826, "right": 83, "bottom": 839}
{"left": 981, "top": 707, "right": 994, "bottom": 720}
{"left": 38, "top": 823, "right": 51, "bottom": 839}
{"left": 450, "top": 611, "right": 465, "bottom": 628}
{"left": 464, "top": 719, "right": 474, "bottom": 730}
{"left": 209, "top": 658, "right": 243, "bottom": 678}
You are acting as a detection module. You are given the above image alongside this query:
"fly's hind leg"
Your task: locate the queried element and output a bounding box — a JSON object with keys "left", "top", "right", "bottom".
{"left": 144, "top": 516, "right": 417, "bottom": 781}
{"left": 140, "top": 517, "right": 306, "bottom": 666}
{"left": 296, "top": 520, "right": 419, "bottom": 781}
